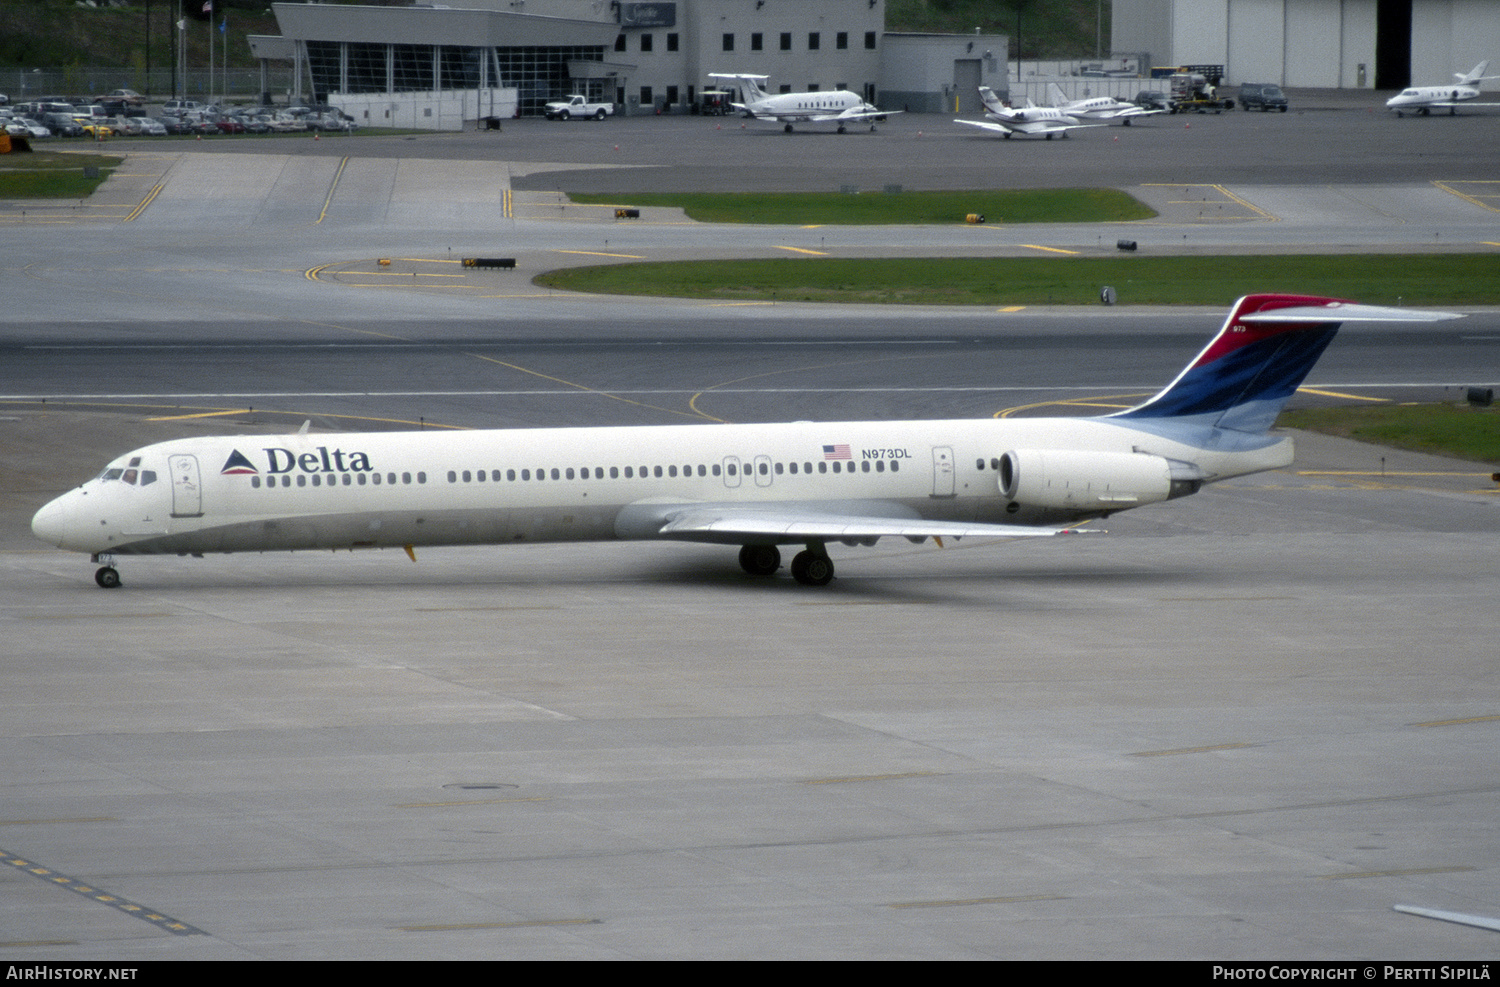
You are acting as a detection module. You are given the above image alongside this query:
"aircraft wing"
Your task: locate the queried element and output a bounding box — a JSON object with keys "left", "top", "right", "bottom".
{"left": 618, "top": 500, "right": 1094, "bottom": 544}
{"left": 954, "top": 118, "right": 1103, "bottom": 136}
{"left": 832, "top": 107, "right": 899, "bottom": 121}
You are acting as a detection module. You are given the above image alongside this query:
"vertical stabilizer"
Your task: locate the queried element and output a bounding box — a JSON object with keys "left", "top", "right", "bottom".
{"left": 1110, "top": 294, "right": 1459, "bottom": 434}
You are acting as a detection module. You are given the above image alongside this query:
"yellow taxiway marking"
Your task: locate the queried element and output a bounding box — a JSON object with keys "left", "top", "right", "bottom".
{"left": 146, "top": 409, "right": 254, "bottom": 421}
{"left": 774, "top": 245, "right": 829, "bottom": 255}
{"left": 1018, "top": 243, "right": 1078, "bottom": 255}
{"left": 801, "top": 771, "right": 942, "bottom": 785}
{"left": 554, "top": 249, "right": 646, "bottom": 259}
{"left": 1144, "top": 183, "right": 1278, "bottom": 221}
{"left": 1321, "top": 867, "right": 1474, "bottom": 880}
{"left": 1132, "top": 743, "right": 1256, "bottom": 757}
{"left": 1433, "top": 180, "right": 1500, "bottom": 215}
{"left": 995, "top": 305, "right": 1026, "bottom": 312}
{"left": 314, "top": 155, "right": 350, "bottom": 225}
{"left": 1296, "top": 386, "right": 1389, "bottom": 401}
{"left": 124, "top": 181, "right": 165, "bottom": 222}
{"left": 341, "top": 270, "right": 468, "bottom": 278}
{"left": 1411, "top": 714, "right": 1500, "bottom": 728}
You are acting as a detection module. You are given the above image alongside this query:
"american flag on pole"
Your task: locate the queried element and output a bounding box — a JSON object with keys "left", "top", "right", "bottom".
{"left": 822, "top": 444, "right": 851, "bottom": 460}
{"left": 202, "top": 1, "right": 212, "bottom": 13}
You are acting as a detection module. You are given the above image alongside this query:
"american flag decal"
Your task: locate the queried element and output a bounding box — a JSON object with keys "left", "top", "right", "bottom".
{"left": 822, "top": 444, "right": 851, "bottom": 460}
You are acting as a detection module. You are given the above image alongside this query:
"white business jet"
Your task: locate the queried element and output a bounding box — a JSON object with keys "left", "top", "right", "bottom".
{"left": 1386, "top": 61, "right": 1500, "bottom": 116}
{"left": 1045, "top": 82, "right": 1165, "bottom": 125}
{"left": 31, "top": 296, "right": 1459, "bottom": 589}
{"left": 954, "top": 85, "right": 1105, "bottom": 139}
{"left": 707, "top": 73, "right": 895, "bottom": 132}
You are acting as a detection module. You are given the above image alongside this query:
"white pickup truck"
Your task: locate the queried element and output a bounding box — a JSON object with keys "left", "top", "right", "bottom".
{"left": 543, "top": 95, "right": 613, "bottom": 121}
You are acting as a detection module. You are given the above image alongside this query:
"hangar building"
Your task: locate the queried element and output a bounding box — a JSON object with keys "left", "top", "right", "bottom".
{"left": 1112, "top": 0, "right": 1500, "bottom": 90}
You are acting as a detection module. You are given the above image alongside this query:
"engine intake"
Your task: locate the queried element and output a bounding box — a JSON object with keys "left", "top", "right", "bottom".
{"left": 998, "top": 449, "right": 1187, "bottom": 510}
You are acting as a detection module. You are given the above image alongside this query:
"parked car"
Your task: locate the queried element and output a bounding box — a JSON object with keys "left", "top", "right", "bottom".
{"left": 43, "top": 112, "right": 85, "bottom": 137}
{"left": 136, "top": 117, "right": 168, "bottom": 136}
{"left": 11, "top": 116, "right": 53, "bottom": 139}
{"left": 162, "top": 99, "right": 201, "bottom": 115}
{"left": 108, "top": 89, "right": 145, "bottom": 105}
{"left": 1239, "top": 83, "right": 1288, "bottom": 112}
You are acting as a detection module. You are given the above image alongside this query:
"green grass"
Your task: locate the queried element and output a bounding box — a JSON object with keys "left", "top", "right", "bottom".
{"left": 566, "top": 188, "right": 1155, "bottom": 225}
{"left": 1279, "top": 404, "right": 1500, "bottom": 465}
{"left": 535, "top": 253, "right": 1500, "bottom": 306}
{"left": 0, "top": 150, "right": 121, "bottom": 197}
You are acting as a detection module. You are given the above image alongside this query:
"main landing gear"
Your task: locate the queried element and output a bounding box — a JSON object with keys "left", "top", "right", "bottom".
{"left": 738, "top": 543, "right": 835, "bottom": 586}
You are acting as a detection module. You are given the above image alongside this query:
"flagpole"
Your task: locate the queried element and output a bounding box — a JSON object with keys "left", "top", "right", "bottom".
{"left": 207, "top": 2, "right": 213, "bottom": 107}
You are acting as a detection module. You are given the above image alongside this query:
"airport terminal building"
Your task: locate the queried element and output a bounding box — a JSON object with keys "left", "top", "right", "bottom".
{"left": 255, "top": 0, "right": 897, "bottom": 126}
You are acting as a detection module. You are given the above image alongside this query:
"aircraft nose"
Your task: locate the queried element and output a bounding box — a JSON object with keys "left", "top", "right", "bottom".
{"left": 32, "top": 493, "right": 77, "bottom": 548}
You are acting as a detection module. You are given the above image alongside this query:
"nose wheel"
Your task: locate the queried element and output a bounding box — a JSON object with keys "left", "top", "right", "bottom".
{"left": 95, "top": 566, "right": 121, "bottom": 589}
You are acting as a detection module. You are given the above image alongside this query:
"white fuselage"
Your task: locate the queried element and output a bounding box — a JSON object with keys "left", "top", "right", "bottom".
{"left": 746, "top": 90, "right": 870, "bottom": 121}
{"left": 30, "top": 416, "right": 1290, "bottom": 559}
{"left": 1385, "top": 85, "right": 1481, "bottom": 113}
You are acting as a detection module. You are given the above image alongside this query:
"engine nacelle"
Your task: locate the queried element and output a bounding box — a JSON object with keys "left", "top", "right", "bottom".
{"left": 998, "top": 449, "right": 1182, "bottom": 511}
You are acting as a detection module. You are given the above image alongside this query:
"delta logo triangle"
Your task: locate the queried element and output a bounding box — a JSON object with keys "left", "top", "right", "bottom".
{"left": 221, "top": 449, "right": 259, "bottom": 475}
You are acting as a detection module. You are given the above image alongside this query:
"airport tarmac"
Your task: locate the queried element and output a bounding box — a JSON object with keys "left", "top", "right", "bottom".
{"left": 1, "top": 104, "right": 1498, "bottom": 960}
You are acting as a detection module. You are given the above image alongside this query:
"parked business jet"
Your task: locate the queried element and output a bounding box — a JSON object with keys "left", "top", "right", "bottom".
{"left": 707, "top": 73, "right": 896, "bottom": 132}
{"left": 31, "top": 295, "right": 1459, "bottom": 589}
{"left": 954, "top": 86, "right": 1105, "bottom": 138}
{"left": 1046, "top": 82, "right": 1165, "bottom": 125}
{"left": 1386, "top": 61, "right": 1500, "bottom": 116}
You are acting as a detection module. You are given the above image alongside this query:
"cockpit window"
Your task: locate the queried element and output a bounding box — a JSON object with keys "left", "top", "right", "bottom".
{"left": 140, "top": 470, "right": 157, "bottom": 486}
{"left": 128, "top": 457, "right": 142, "bottom": 468}
{"left": 101, "top": 468, "right": 124, "bottom": 481}
{"left": 122, "top": 469, "right": 138, "bottom": 485}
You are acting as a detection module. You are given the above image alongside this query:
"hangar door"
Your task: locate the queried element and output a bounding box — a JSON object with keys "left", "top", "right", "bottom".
{"left": 953, "top": 59, "right": 982, "bottom": 115}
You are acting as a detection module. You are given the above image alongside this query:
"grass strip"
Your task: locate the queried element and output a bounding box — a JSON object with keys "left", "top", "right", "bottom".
{"left": 0, "top": 151, "right": 122, "bottom": 198}
{"left": 1279, "top": 404, "right": 1500, "bottom": 465}
{"left": 565, "top": 188, "right": 1156, "bottom": 225}
{"left": 535, "top": 254, "right": 1500, "bottom": 307}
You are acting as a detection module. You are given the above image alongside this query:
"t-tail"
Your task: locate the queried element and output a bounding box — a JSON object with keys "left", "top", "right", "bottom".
{"left": 709, "top": 72, "right": 769, "bottom": 106}
{"left": 1458, "top": 61, "right": 1496, "bottom": 84}
{"left": 1109, "top": 294, "right": 1461, "bottom": 434}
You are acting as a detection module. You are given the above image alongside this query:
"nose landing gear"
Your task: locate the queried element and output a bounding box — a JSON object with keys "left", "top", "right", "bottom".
{"left": 92, "top": 554, "right": 121, "bottom": 588}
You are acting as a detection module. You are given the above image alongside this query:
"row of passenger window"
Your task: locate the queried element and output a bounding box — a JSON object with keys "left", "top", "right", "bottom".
{"left": 250, "top": 471, "right": 428, "bottom": 489}
{"left": 447, "top": 459, "right": 902, "bottom": 484}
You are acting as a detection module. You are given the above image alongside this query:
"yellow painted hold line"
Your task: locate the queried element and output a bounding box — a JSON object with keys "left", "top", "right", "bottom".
{"left": 1019, "top": 243, "right": 1079, "bottom": 255}
{"left": 403, "top": 544, "right": 417, "bottom": 562}
{"left": 774, "top": 245, "right": 829, "bottom": 255}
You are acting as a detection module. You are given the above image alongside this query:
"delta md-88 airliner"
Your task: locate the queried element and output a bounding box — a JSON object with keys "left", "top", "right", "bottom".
{"left": 31, "top": 295, "right": 1459, "bottom": 589}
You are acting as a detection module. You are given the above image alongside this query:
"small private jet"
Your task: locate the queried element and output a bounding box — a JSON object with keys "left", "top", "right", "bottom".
{"left": 707, "top": 72, "right": 896, "bottom": 132}
{"left": 32, "top": 295, "right": 1460, "bottom": 589}
{"left": 1045, "top": 82, "right": 1166, "bottom": 125}
{"left": 1386, "top": 60, "right": 1500, "bottom": 116}
{"left": 954, "top": 85, "right": 1105, "bottom": 139}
